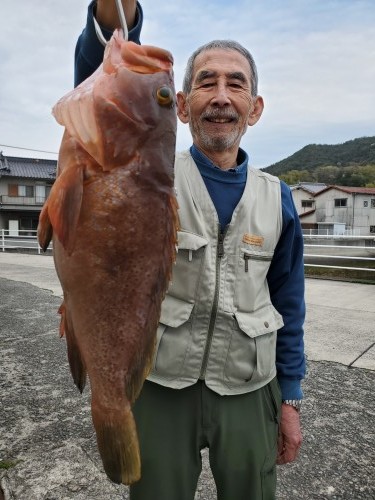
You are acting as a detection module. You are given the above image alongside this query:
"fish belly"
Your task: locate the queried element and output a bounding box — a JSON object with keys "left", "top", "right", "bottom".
{"left": 54, "top": 164, "right": 176, "bottom": 484}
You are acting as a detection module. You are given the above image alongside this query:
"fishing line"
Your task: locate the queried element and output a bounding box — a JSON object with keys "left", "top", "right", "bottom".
{"left": 115, "top": 0, "right": 129, "bottom": 40}
{"left": 94, "top": 0, "right": 129, "bottom": 47}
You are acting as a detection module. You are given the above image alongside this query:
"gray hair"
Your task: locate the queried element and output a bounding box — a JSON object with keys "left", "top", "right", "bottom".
{"left": 182, "top": 40, "right": 259, "bottom": 97}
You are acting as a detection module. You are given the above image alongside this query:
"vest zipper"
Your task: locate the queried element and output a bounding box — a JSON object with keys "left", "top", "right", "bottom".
{"left": 244, "top": 254, "right": 250, "bottom": 272}
{"left": 243, "top": 253, "right": 272, "bottom": 272}
{"left": 199, "top": 225, "right": 225, "bottom": 379}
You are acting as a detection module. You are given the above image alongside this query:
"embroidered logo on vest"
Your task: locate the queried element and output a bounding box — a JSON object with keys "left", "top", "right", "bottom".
{"left": 242, "top": 233, "right": 264, "bottom": 246}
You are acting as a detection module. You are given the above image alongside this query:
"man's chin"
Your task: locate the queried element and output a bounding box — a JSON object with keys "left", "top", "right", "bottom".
{"left": 201, "top": 135, "right": 237, "bottom": 152}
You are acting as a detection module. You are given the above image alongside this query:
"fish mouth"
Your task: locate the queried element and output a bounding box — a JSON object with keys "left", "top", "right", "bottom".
{"left": 120, "top": 40, "right": 174, "bottom": 75}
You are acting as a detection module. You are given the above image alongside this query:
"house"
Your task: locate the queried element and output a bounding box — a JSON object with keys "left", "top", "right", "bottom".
{"left": 0, "top": 152, "right": 57, "bottom": 235}
{"left": 295, "top": 185, "right": 375, "bottom": 236}
{"left": 2, "top": 152, "right": 375, "bottom": 237}
{"left": 290, "top": 182, "right": 327, "bottom": 215}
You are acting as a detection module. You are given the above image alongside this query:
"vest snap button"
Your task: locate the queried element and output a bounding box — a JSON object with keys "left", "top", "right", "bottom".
{"left": 264, "top": 321, "right": 269, "bottom": 328}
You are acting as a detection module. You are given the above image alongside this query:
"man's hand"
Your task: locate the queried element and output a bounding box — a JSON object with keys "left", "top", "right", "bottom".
{"left": 277, "top": 403, "right": 302, "bottom": 464}
{"left": 96, "top": 0, "right": 137, "bottom": 31}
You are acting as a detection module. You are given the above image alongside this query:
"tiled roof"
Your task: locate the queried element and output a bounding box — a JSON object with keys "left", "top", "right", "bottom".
{"left": 299, "top": 208, "right": 316, "bottom": 218}
{"left": 333, "top": 185, "right": 375, "bottom": 195}
{"left": 291, "top": 182, "right": 327, "bottom": 194}
{"left": 0, "top": 154, "right": 57, "bottom": 180}
{"left": 316, "top": 185, "right": 375, "bottom": 196}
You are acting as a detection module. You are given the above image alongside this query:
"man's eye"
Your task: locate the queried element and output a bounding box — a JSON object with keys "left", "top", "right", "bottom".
{"left": 200, "top": 82, "right": 214, "bottom": 88}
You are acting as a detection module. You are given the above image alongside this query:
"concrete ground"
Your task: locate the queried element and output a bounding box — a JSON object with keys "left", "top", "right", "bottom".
{"left": 0, "top": 252, "right": 374, "bottom": 499}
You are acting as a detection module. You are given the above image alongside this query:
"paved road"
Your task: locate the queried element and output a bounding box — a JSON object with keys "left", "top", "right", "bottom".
{"left": 0, "top": 253, "right": 374, "bottom": 499}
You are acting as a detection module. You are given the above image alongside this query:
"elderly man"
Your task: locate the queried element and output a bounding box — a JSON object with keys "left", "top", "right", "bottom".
{"left": 75, "top": 2, "right": 305, "bottom": 499}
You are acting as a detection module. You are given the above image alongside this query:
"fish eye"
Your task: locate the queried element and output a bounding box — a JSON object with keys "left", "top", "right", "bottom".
{"left": 156, "top": 86, "right": 174, "bottom": 107}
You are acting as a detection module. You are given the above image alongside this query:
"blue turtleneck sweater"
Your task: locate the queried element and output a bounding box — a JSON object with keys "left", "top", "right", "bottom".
{"left": 190, "top": 144, "right": 248, "bottom": 230}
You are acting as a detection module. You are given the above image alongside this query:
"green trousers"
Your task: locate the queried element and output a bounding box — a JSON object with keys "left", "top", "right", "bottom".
{"left": 130, "top": 378, "right": 281, "bottom": 500}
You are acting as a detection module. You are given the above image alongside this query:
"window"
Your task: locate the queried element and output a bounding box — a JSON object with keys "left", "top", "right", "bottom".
{"left": 20, "top": 217, "right": 39, "bottom": 232}
{"left": 19, "top": 185, "right": 34, "bottom": 197}
{"left": 35, "top": 185, "right": 46, "bottom": 203}
{"left": 8, "top": 184, "right": 18, "bottom": 196}
{"left": 301, "top": 200, "right": 314, "bottom": 208}
{"left": 334, "top": 198, "right": 347, "bottom": 207}
{"left": 8, "top": 184, "right": 34, "bottom": 197}
{"left": 370, "top": 226, "right": 375, "bottom": 234}
{"left": 371, "top": 199, "right": 375, "bottom": 208}
{"left": 364, "top": 201, "right": 369, "bottom": 207}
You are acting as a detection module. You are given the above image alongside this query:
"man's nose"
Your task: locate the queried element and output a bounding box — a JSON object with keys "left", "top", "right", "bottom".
{"left": 211, "top": 83, "right": 231, "bottom": 106}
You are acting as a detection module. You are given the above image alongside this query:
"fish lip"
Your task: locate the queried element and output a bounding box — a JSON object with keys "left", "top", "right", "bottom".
{"left": 121, "top": 41, "right": 174, "bottom": 75}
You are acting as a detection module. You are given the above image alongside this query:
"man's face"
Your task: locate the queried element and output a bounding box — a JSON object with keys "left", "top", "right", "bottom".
{"left": 177, "top": 48, "right": 264, "bottom": 156}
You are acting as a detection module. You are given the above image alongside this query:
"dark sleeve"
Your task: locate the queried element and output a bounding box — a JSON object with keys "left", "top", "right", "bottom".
{"left": 267, "top": 181, "right": 306, "bottom": 400}
{"left": 74, "top": 0, "right": 144, "bottom": 87}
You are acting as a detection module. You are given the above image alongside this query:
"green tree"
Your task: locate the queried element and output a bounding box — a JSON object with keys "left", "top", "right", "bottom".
{"left": 314, "top": 165, "right": 340, "bottom": 184}
{"left": 279, "top": 169, "right": 313, "bottom": 185}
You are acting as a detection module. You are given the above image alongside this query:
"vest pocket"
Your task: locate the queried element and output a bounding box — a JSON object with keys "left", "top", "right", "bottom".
{"left": 167, "top": 231, "right": 208, "bottom": 302}
{"left": 223, "top": 306, "right": 284, "bottom": 387}
{"left": 151, "top": 295, "right": 194, "bottom": 379}
{"left": 234, "top": 248, "right": 274, "bottom": 312}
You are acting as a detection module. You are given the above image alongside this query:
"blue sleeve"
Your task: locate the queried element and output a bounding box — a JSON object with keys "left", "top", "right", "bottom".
{"left": 267, "top": 180, "right": 306, "bottom": 400}
{"left": 74, "top": 0, "right": 144, "bottom": 87}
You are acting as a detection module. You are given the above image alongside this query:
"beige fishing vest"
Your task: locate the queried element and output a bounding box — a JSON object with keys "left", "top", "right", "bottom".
{"left": 148, "top": 150, "right": 284, "bottom": 395}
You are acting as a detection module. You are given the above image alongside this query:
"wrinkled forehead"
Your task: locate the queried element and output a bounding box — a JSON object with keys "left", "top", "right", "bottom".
{"left": 192, "top": 48, "right": 252, "bottom": 82}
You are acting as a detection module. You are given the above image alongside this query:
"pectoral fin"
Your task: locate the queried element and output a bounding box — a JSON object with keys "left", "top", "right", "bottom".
{"left": 47, "top": 163, "right": 84, "bottom": 254}
{"left": 37, "top": 202, "right": 53, "bottom": 252}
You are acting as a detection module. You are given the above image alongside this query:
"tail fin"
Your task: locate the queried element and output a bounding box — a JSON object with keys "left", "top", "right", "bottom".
{"left": 92, "top": 405, "right": 141, "bottom": 485}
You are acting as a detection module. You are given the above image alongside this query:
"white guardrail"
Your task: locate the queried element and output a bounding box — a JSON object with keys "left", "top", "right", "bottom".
{"left": 1, "top": 229, "right": 375, "bottom": 272}
{"left": 0, "top": 229, "right": 52, "bottom": 254}
{"left": 303, "top": 234, "right": 375, "bottom": 273}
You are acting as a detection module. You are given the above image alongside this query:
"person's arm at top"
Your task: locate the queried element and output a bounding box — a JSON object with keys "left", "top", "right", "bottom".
{"left": 96, "top": 0, "right": 137, "bottom": 31}
{"left": 74, "top": 0, "right": 144, "bottom": 87}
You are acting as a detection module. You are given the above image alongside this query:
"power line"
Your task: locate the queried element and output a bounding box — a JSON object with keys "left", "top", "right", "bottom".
{"left": 0, "top": 144, "right": 58, "bottom": 155}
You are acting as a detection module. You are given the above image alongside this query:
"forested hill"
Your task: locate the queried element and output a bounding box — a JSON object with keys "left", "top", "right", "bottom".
{"left": 263, "top": 136, "right": 375, "bottom": 176}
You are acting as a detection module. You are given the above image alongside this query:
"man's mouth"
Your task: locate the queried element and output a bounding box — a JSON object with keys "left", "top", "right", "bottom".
{"left": 202, "top": 109, "right": 238, "bottom": 124}
{"left": 205, "top": 117, "right": 234, "bottom": 123}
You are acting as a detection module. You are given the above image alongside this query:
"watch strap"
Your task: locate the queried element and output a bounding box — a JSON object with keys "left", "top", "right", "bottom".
{"left": 282, "top": 399, "right": 302, "bottom": 411}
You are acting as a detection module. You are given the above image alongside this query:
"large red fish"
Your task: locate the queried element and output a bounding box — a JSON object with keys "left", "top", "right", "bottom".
{"left": 37, "top": 30, "right": 178, "bottom": 485}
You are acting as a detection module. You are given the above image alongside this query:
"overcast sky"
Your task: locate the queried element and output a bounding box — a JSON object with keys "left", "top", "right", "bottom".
{"left": 0, "top": 0, "right": 374, "bottom": 168}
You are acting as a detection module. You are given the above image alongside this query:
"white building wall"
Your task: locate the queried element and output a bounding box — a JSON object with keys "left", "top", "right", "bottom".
{"left": 291, "top": 188, "right": 315, "bottom": 215}
{"left": 313, "top": 189, "right": 375, "bottom": 235}
{"left": 353, "top": 194, "right": 375, "bottom": 232}
{"left": 0, "top": 178, "right": 8, "bottom": 196}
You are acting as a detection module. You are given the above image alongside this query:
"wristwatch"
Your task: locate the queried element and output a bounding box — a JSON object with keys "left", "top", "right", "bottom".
{"left": 282, "top": 399, "right": 302, "bottom": 412}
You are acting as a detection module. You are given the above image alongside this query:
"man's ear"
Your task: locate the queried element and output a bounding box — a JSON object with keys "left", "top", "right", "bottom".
{"left": 177, "top": 91, "right": 189, "bottom": 124}
{"left": 248, "top": 96, "right": 264, "bottom": 126}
